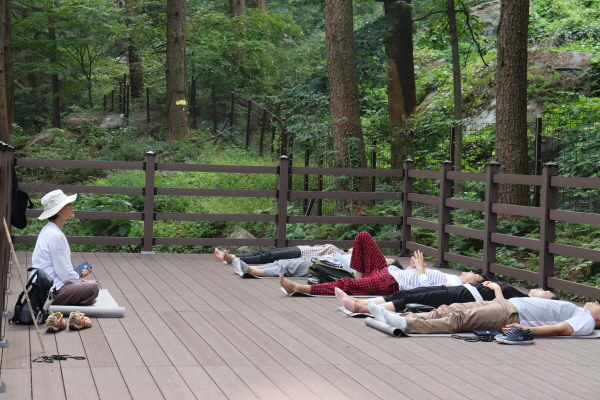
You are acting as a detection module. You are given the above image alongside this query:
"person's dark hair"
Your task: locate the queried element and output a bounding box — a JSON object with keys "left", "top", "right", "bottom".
{"left": 391, "top": 260, "right": 402, "bottom": 269}
{"left": 551, "top": 293, "right": 560, "bottom": 300}
{"left": 48, "top": 214, "right": 59, "bottom": 221}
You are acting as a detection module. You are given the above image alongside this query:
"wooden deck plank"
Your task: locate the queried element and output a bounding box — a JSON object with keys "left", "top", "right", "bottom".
{"left": 509, "top": 363, "right": 598, "bottom": 398}
{"left": 338, "top": 363, "right": 428, "bottom": 400}
{"left": 311, "top": 364, "right": 383, "bottom": 400}
{"left": 204, "top": 365, "right": 260, "bottom": 400}
{"left": 230, "top": 365, "right": 292, "bottom": 400}
{"left": 256, "top": 364, "right": 330, "bottom": 400}
{"left": 201, "top": 310, "right": 280, "bottom": 366}
{"left": 176, "top": 311, "right": 253, "bottom": 366}
{"left": 136, "top": 311, "right": 199, "bottom": 366}
{"left": 119, "top": 366, "right": 164, "bottom": 400}
{"left": 4, "top": 252, "right": 600, "bottom": 399}
{"left": 91, "top": 366, "right": 133, "bottom": 400}
{"left": 176, "top": 366, "right": 228, "bottom": 400}
{"left": 412, "top": 364, "right": 501, "bottom": 400}
{"left": 61, "top": 367, "right": 100, "bottom": 400}
{"left": 78, "top": 317, "right": 118, "bottom": 368}
{"left": 160, "top": 312, "right": 226, "bottom": 366}
{"left": 0, "top": 368, "right": 31, "bottom": 400}
{"left": 1, "top": 324, "right": 31, "bottom": 369}
{"left": 119, "top": 316, "right": 173, "bottom": 366}
{"left": 96, "top": 319, "right": 145, "bottom": 367}
{"left": 147, "top": 366, "right": 197, "bottom": 400}
{"left": 282, "top": 364, "right": 353, "bottom": 400}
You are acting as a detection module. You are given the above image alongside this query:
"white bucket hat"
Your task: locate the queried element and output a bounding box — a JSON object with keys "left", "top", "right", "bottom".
{"left": 38, "top": 190, "right": 78, "bottom": 220}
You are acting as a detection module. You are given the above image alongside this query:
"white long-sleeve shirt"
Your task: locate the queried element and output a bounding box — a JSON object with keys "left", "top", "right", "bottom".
{"left": 31, "top": 222, "right": 78, "bottom": 290}
{"left": 388, "top": 266, "right": 462, "bottom": 290}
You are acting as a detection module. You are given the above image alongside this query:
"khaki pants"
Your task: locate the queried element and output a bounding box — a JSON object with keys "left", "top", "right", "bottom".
{"left": 402, "top": 298, "right": 520, "bottom": 334}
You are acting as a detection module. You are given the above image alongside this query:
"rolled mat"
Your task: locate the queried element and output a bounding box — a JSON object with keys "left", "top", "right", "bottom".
{"left": 49, "top": 289, "right": 125, "bottom": 318}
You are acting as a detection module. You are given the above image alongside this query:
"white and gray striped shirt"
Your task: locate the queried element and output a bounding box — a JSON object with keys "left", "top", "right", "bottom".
{"left": 387, "top": 266, "right": 462, "bottom": 290}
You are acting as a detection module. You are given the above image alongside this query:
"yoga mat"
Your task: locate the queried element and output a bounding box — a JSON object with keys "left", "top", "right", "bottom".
{"left": 49, "top": 289, "right": 125, "bottom": 318}
{"left": 364, "top": 318, "right": 600, "bottom": 338}
{"left": 365, "top": 317, "right": 404, "bottom": 337}
{"left": 339, "top": 307, "right": 371, "bottom": 318}
{"left": 280, "top": 287, "right": 376, "bottom": 298}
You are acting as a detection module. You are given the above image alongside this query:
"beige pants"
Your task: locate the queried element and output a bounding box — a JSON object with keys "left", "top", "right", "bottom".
{"left": 402, "top": 298, "right": 520, "bottom": 334}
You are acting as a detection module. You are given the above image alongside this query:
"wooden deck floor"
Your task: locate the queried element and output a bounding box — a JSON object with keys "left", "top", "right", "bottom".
{"left": 2, "top": 252, "right": 600, "bottom": 400}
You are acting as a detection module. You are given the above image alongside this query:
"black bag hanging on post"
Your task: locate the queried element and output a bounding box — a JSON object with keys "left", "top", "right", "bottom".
{"left": 10, "top": 268, "right": 54, "bottom": 325}
{"left": 11, "top": 162, "right": 34, "bottom": 229}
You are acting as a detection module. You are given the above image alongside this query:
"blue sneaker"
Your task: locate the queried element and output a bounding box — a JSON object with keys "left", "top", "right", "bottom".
{"left": 495, "top": 326, "right": 534, "bottom": 345}
{"left": 494, "top": 325, "right": 521, "bottom": 341}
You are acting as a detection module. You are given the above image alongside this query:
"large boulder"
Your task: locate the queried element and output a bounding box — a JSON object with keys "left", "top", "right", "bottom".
{"left": 471, "top": 0, "right": 500, "bottom": 37}
{"left": 223, "top": 227, "right": 257, "bottom": 254}
{"left": 27, "top": 128, "right": 76, "bottom": 147}
{"left": 64, "top": 112, "right": 125, "bottom": 130}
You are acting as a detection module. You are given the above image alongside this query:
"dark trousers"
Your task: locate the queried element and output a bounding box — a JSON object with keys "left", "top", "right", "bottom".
{"left": 384, "top": 286, "right": 475, "bottom": 312}
{"left": 383, "top": 282, "right": 528, "bottom": 312}
{"left": 237, "top": 247, "right": 301, "bottom": 265}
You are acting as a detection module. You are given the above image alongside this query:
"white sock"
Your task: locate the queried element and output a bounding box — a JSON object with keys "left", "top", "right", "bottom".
{"left": 232, "top": 258, "right": 248, "bottom": 274}
{"left": 368, "top": 299, "right": 385, "bottom": 323}
{"left": 334, "top": 287, "right": 347, "bottom": 306}
{"left": 382, "top": 308, "right": 407, "bottom": 331}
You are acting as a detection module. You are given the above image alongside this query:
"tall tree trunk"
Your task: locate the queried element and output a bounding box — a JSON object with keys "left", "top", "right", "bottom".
{"left": 495, "top": 0, "right": 530, "bottom": 206}
{"left": 256, "top": 0, "right": 267, "bottom": 12}
{"left": 447, "top": 0, "right": 463, "bottom": 192}
{"left": 4, "top": 0, "right": 13, "bottom": 136}
{"left": 324, "top": 0, "right": 369, "bottom": 197}
{"left": 229, "top": 0, "right": 246, "bottom": 16}
{"left": 384, "top": 0, "right": 416, "bottom": 172}
{"left": 166, "top": 0, "right": 191, "bottom": 142}
{"left": 0, "top": 0, "right": 9, "bottom": 143}
{"left": 125, "top": 0, "right": 144, "bottom": 98}
{"left": 49, "top": 23, "right": 61, "bottom": 128}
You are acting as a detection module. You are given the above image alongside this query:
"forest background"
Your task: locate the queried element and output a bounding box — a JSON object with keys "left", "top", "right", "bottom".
{"left": 1, "top": 0, "right": 600, "bottom": 298}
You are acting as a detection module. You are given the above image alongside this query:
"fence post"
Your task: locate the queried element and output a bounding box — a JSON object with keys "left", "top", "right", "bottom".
{"left": 270, "top": 116, "right": 277, "bottom": 156}
{"left": 146, "top": 87, "right": 150, "bottom": 124}
{"left": 142, "top": 151, "right": 156, "bottom": 254}
{"left": 483, "top": 161, "right": 500, "bottom": 278}
{"left": 230, "top": 92, "right": 235, "bottom": 127}
{"left": 125, "top": 84, "right": 130, "bottom": 118}
{"left": 371, "top": 139, "right": 377, "bottom": 192}
{"left": 434, "top": 160, "right": 453, "bottom": 268}
{"left": 449, "top": 125, "right": 456, "bottom": 164}
{"left": 259, "top": 108, "right": 267, "bottom": 156}
{"left": 303, "top": 148, "right": 310, "bottom": 214}
{"left": 400, "top": 159, "right": 414, "bottom": 256}
{"left": 245, "top": 99, "right": 252, "bottom": 149}
{"left": 118, "top": 81, "right": 122, "bottom": 112}
{"left": 103, "top": 94, "right": 106, "bottom": 112}
{"left": 0, "top": 143, "right": 11, "bottom": 339}
{"left": 317, "top": 155, "right": 323, "bottom": 216}
{"left": 539, "top": 162, "right": 558, "bottom": 289}
{"left": 533, "top": 116, "right": 543, "bottom": 207}
{"left": 280, "top": 119, "right": 287, "bottom": 157}
{"left": 123, "top": 73, "right": 127, "bottom": 114}
{"left": 212, "top": 83, "right": 218, "bottom": 132}
{"left": 276, "top": 156, "right": 290, "bottom": 248}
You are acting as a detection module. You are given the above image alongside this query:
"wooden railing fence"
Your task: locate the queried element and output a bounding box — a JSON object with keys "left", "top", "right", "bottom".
{"left": 2, "top": 144, "right": 600, "bottom": 347}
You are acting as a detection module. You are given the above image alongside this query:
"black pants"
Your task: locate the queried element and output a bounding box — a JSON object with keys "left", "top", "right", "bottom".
{"left": 382, "top": 282, "right": 528, "bottom": 312}
{"left": 236, "top": 247, "right": 302, "bottom": 265}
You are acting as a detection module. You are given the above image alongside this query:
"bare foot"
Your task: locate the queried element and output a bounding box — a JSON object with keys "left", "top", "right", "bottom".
{"left": 334, "top": 287, "right": 348, "bottom": 306}
{"left": 214, "top": 248, "right": 226, "bottom": 261}
{"left": 343, "top": 297, "right": 356, "bottom": 312}
{"left": 279, "top": 274, "right": 308, "bottom": 294}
